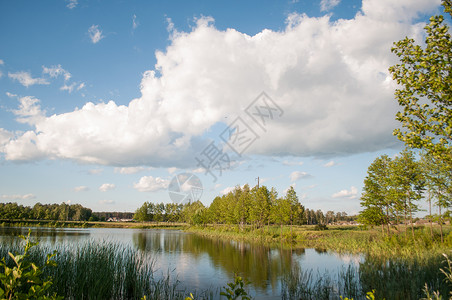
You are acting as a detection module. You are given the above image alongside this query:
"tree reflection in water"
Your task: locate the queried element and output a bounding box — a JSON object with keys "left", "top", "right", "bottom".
{"left": 133, "top": 230, "right": 306, "bottom": 293}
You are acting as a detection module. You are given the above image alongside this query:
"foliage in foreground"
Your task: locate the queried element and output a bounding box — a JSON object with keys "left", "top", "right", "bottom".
{"left": 0, "top": 239, "right": 214, "bottom": 300}
{"left": 0, "top": 231, "right": 62, "bottom": 300}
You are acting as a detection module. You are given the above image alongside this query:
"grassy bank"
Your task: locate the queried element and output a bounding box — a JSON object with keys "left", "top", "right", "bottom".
{"left": 186, "top": 224, "right": 452, "bottom": 257}
{"left": 3, "top": 220, "right": 451, "bottom": 256}
{"left": 0, "top": 219, "right": 187, "bottom": 229}
{"left": 184, "top": 224, "right": 452, "bottom": 299}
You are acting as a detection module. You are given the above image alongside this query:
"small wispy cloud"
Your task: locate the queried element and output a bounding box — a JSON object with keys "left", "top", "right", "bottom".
{"left": 320, "top": 0, "right": 340, "bottom": 12}
{"left": 132, "top": 14, "right": 139, "bottom": 30}
{"left": 88, "top": 25, "right": 104, "bottom": 44}
{"left": 74, "top": 186, "right": 89, "bottom": 192}
{"left": 99, "top": 199, "right": 115, "bottom": 205}
{"left": 332, "top": 186, "right": 358, "bottom": 199}
{"left": 323, "top": 160, "right": 338, "bottom": 167}
{"left": 282, "top": 160, "right": 304, "bottom": 166}
{"left": 42, "top": 64, "right": 71, "bottom": 81}
{"left": 290, "top": 171, "right": 312, "bottom": 182}
{"left": 114, "top": 167, "right": 148, "bottom": 174}
{"left": 60, "top": 82, "right": 77, "bottom": 93}
{"left": 88, "top": 168, "right": 103, "bottom": 175}
{"left": 8, "top": 71, "right": 49, "bottom": 87}
{"left": 99, "top": 183, "right": 116, "bottom": 192}
{"left": 1, "top": 194, "right": 36, "bottom": 200}
{"left": 66, "top": 0, "right": 78, "bottom": 9}
{"left": 302, "top": 184, "right": 317, "bottom": 190}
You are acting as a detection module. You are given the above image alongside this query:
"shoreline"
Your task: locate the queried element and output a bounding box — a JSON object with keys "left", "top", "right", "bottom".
{"left": 2, "top": 219, "right": 451, "bottom": 257}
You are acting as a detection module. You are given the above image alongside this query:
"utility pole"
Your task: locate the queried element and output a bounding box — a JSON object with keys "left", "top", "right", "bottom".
{"left": 256, "top": 176, "right": 259, "bottom": 189}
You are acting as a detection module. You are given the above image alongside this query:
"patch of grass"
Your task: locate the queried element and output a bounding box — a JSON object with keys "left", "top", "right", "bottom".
{"left": 187, "top": 224, "right": 452, "bottom": 258}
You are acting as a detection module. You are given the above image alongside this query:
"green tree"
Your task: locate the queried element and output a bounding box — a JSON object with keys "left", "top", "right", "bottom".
{"left": 359, "top": 155, "right": 393, "bottom": 234}
{"left": 133, "top": 202, "right": 151, "bottom": 222}
{"left": 270, "top": 197, "right": 291, "bottom": 237}
{"left": 181, "top": 201, "right": 205, "bottom": 225}
{"left": 249, "top": 186, "right": 271, "bottom": 229}
{"left": 389, "top": 1, "right": 452, "bottom": 162}
{"left": 233, "top": 184, "right": 251, "bottom": 228}
{"left": 391, "top": 149, "right": 425, "bottom": 238}
{"left": 421, "top": 151, "right": 452, "bottom": 242}
{"left": 285, "top": 186, "right": 301, "bottom": 236}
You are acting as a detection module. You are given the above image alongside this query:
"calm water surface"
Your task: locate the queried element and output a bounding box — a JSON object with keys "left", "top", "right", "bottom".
{"left": 0, "top": 227, "right": 362, "bottom": 299}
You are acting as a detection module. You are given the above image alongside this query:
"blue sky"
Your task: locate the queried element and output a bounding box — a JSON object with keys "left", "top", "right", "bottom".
{"left": 0, "top": 0, "right": 445, "bottom": 214}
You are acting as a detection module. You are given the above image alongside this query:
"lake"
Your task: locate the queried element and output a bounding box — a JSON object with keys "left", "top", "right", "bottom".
{"left": 0, "top": 226, "right": 362, "bottom": 299}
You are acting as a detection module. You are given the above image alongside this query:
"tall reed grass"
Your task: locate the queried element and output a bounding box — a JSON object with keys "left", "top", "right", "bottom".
{"left": 281, "top": 252, "right": 451, "bottom": 300}
{"left": 0, "top": 240, "right": 213, "bottom": 300}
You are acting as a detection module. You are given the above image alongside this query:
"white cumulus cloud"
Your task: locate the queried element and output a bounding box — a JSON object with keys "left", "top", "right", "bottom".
{"left": 0, "top": 0, "right": 441, "bottom": 167}
{"left": 99, "top": 183, "right": 115, "bottom": 192}
{"left": 133, "top": 176, "right": 169, "bottom": 192}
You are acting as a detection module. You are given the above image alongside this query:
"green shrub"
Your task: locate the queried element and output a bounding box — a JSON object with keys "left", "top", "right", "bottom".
{"left": 0, "top": 230, "right": 62, "bottom": 300}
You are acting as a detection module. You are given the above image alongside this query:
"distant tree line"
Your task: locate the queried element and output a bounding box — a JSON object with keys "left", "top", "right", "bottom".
{"left": 133, "top": 202, "right": 184, "bottom": 223}
{"left": 134, "top": 185, "right": 356, "bottom": 228}
{"left": 0, "top": 202, "right": 93, "bottom": 221}
{"left": 304, "top": 209, "right": 355, "bottom": 225}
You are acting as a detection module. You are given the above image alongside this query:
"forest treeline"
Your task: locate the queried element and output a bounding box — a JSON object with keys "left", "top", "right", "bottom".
{"left": 0, "top": 202, "right": 93, "bottom": 221}
{"left": 133, "top": 185, "right": 356, "bottom": 226}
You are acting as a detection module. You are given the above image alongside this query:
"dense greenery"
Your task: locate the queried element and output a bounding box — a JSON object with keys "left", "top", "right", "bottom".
{"left": 0, "top": 202, "right": 93, "bottom": 222}
{"left": 133, "top": 202, "right": 184, "bottom": 223}
{"left": 359, "top": 150, "right": 451, "bottom": 240}
{"left": 134, "top": 185, "right": 355, "bottom": 227}
{"left": 363, "top": 0, "right": 452, "bottom": 243}
{"left": 0, "top": 231, "right": 61, "bottom": 300}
